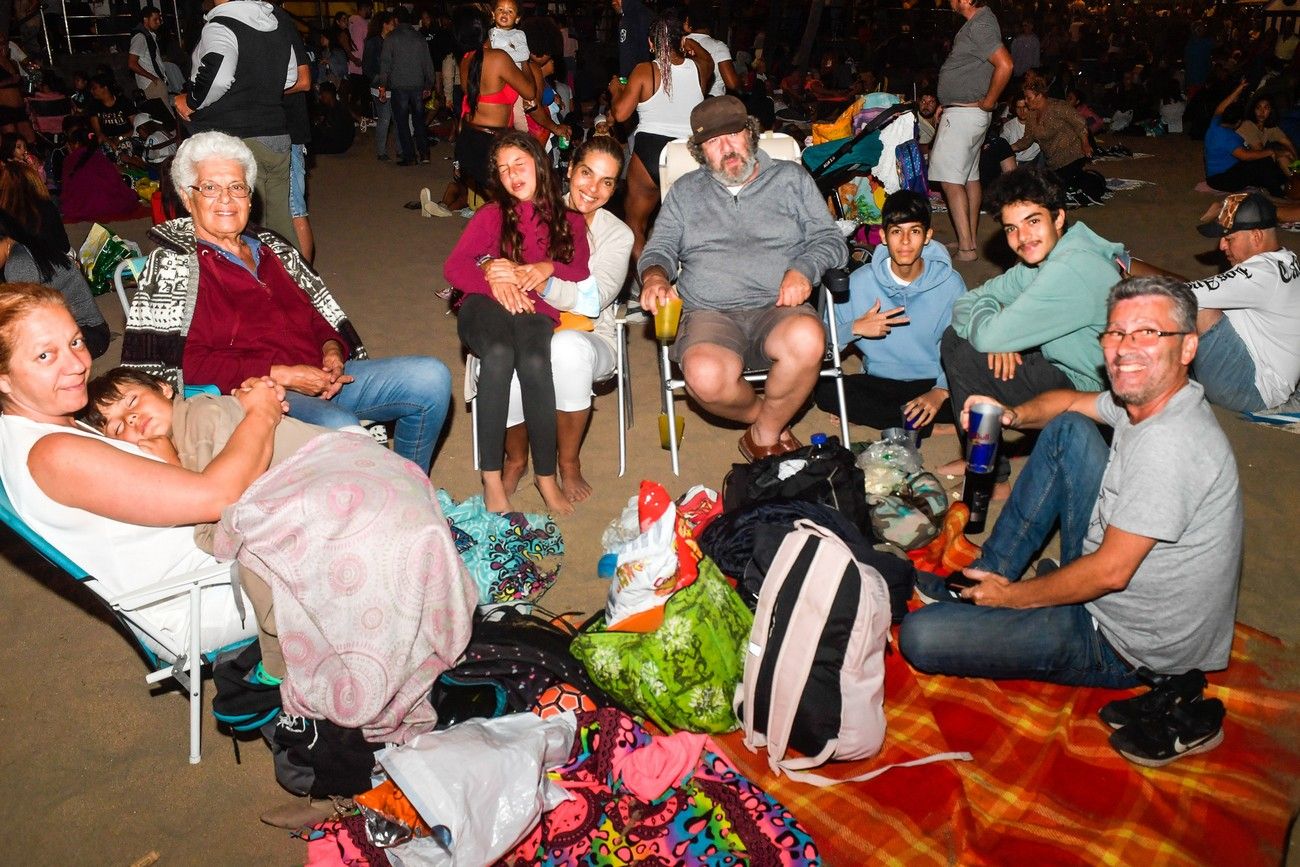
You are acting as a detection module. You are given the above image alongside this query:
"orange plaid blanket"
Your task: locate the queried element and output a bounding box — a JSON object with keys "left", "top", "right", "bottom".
{"left": 716, "top": 624, "right": 1300, "bottom": 865}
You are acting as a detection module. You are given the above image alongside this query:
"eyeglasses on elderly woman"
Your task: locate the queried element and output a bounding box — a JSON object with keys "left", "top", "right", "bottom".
{"left": 189, "top": 181, "right": 252, "bottom": 199}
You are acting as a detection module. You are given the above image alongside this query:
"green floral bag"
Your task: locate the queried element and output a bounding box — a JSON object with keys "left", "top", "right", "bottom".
{"left": 571, "top": 557, "right": 753, "bottom": 733}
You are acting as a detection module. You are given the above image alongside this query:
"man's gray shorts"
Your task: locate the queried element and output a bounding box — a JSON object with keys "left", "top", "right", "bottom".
{"left": 671, "top": 304, "right": 821, "bottom": 370}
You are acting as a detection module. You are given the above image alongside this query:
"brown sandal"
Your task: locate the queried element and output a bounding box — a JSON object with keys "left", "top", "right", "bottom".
{"left": 738, "top": 428, "right": 803, "bottom": 462}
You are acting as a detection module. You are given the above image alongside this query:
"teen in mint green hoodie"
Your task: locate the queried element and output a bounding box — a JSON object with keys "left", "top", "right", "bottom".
{"left": 948, "top": 170, "right": 1124, "bottom": 392}
{"left": 941, "top": 168, "right": 1123, "bottom": 481}
{"left": 814, "top": 191, "right": 967, "bottom": 432}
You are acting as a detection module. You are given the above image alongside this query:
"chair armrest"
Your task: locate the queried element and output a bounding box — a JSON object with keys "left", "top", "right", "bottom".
{"left": 109, "top": 562, "right": 235, "bottom": 612}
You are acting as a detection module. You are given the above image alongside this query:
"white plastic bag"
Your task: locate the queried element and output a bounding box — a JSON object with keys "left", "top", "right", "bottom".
{"left": 381, "top": 712, "right": 577, "bottom": 867}
{"left": 605, "top": 499, "right": 678, "bottom": 629}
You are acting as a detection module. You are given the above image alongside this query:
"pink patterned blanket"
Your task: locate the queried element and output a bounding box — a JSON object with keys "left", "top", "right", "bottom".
{"left": 215, "top": 433, "right": 477, "bottom": 743}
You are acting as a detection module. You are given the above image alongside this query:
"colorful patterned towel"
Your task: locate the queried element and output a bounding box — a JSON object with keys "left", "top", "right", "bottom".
{"left": 436, "top": 491, "right": 563, "bottom": 604}
{"left": 716, "top": 623, "right": 1300, "bottom": 865}
{"left": 497, "top": 708, "right": 820, "bottom": 866}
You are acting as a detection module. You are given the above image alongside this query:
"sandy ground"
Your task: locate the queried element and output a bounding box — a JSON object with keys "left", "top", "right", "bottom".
{"left": 0, "top": 132, "right": 1297, "bottom": 865}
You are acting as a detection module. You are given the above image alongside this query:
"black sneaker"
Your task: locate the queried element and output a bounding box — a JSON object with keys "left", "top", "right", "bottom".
{"left": 1099, "top": 667, "right": 1207, "bottom": 729}
{"left": 1108, "top": 698, "right": 1225, "bottom": 767}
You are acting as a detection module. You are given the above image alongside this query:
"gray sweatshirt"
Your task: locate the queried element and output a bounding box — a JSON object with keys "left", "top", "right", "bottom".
{"left": 4, "top": 245, "right": 106, "bottom": 331}
{"left": 638, "top": 150, "right": 848, "bottom": 310}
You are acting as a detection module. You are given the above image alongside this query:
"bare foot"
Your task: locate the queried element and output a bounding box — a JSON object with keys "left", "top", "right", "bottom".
{"left": 535, "top": 475, "right": 574, "bottom": 516}
{"left": 482, "top": 474, "right": 514, "bottom": 513}
{"left": 930, "top": 423, "right": 958, "bottom": 436}
{"left": 992, "top": 481, "right": 1012, "bottom": 501}
{"left": 558, "top": 461, "right": 593, "bottom": 503}
{"left": 937, "top": 458, "right": 967, "bottom": 476}
{"left": 501, "top": 455, "right": 528, "bottom": 495}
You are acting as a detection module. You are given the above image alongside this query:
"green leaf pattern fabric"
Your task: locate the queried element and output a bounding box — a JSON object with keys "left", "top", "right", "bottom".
{"left": 571, "top": 558, "right": 752, "bottom": 734}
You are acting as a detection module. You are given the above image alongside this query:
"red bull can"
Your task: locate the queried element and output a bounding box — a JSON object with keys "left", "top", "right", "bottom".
{"left": 965, "top": 402, "right": 1002, "bottom": 474}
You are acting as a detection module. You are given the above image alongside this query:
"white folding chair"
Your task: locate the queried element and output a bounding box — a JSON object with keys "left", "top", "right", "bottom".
{"left": 655, "top": 133, "right": 852, "bottom": 475}
{"left": 465, "top": 305, "right": 633, "bottom": 477}
{"left": 0, "top": 479, "right": 250, "bottom": 764}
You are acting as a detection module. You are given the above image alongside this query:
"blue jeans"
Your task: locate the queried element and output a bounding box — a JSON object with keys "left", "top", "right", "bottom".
{"left": 1193, "top": 315, "right": 1267, "bottom": 412}
{"left": 391, "top": 87, "right": 429, "bottom": 162}
{"left": 899, "top": 413, "right": 1140, "bottom": 688}
{"left": 288, "top": 143, "right": 307, "bottom": 218}
{"left": 284, "top": 356, "right": 451, "bottom": 472}
{"left": 373, "top": 95, "right": 393, "bottom": 158}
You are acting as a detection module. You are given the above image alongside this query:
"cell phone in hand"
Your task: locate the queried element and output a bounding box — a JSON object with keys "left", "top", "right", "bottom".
{"left": 945, "top": 573, "right": 978, "bottom": 603}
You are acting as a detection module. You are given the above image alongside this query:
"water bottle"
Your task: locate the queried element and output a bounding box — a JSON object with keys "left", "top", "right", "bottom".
{"left": 809, "top": 432, "right": 829, "bottom": 458}
{"left": 961, "top": 403, "right": 1002, "bottom": 534}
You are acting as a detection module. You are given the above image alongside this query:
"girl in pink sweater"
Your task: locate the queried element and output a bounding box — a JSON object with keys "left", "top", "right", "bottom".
{"left": 444, "top": 131, "right": 589, "bottom": 515}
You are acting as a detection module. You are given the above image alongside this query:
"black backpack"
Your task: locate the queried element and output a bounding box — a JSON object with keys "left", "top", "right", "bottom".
{"left": 722, "top": 436, "right": 870, "bottom": 536}
{"left": 429, "top": 608, "right": 612, "bottom": 727}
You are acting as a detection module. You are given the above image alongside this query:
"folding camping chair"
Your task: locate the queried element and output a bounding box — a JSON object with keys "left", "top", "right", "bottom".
{"left": 465, "top": 304, "right": 634, "bottom": 477}
{"left": 0, "top": 479, "right": 250, "bottom": 763}
{"left": 655, "top": 132, "right": 852, "bottom": 475}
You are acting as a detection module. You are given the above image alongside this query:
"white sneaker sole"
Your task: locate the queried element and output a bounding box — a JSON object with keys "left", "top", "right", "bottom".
{"left": 1117, "top": 728, "right": 1224, "bottom": 767}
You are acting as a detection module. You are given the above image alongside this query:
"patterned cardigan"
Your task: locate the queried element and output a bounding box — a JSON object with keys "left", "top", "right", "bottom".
{"left": 120, "top": 218, "right": 367, "bottom": 392}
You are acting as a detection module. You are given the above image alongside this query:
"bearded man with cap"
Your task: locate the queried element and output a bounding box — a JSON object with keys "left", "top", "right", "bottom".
{"left": 637, "top": 95, "right": 848, "bottom": 461}
{"left": 1186, "top": 192, "right": 1300, "bottom": 412}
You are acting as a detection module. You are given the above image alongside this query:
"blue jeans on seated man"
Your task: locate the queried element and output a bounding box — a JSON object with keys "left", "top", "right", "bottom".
{"left": 899, "top": 412, "right": 1140, "bottom": 688}
{"left": 1192, "top": 315, "right": 1267, "bottom": 413}
{"left": 284, "top": 356, "right": 451, "bottom": 472}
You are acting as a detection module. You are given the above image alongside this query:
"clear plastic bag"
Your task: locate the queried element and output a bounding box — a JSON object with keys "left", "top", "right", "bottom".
{"left": 857, "top": 438, "right": 923, "bottom": 495}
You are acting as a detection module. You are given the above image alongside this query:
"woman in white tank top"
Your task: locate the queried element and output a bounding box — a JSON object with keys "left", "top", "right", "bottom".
{"left": 606, "top": 11, "right": 712, "bottom": 265}
{"left": 0, "top": 285, "right": 285, "bottom": 655}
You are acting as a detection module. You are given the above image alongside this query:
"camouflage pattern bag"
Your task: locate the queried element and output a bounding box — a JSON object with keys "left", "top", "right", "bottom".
{"left": 868, "top": 471, "right": 950, "bottom": 551}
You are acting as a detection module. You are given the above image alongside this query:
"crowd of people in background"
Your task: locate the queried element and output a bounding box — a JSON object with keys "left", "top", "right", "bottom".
{"left": 0, "top": 0, "right": 1296, "bottom": 827}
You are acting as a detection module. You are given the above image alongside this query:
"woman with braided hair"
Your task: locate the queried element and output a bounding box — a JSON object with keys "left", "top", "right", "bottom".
{"left": 606, "top": 10, "right": 711, "bottom": 262}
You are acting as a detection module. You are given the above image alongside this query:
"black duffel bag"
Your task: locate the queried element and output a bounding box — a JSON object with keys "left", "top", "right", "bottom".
{"left": 722, "top": 435, "right": 870, "bottom": 535}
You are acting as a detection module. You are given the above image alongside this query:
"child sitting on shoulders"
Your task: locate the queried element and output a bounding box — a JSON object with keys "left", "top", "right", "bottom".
{"left": 488, "top": 0, "right": 531, "bottom": 132}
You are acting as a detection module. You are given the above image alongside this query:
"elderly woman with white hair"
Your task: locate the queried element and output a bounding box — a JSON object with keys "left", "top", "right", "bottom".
{"left": 122, "top": 131, "right": 452, "bottom": 472}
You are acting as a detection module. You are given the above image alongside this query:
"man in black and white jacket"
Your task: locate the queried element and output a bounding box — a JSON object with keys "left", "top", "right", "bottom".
{"left": 175, "top": 0, "right": 299, "bottom": 244}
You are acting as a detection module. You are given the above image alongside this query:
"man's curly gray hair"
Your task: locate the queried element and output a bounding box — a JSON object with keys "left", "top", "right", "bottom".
{"left": 171, "top": 130, "right": 259, "bottom": 198}
{"left": 687, "top": 116, "right": 764, "bottom": 165}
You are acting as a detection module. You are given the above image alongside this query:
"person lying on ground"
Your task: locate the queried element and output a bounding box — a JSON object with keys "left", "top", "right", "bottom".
{"left": 901, "top": 277, "right": 1242, "bottom": 695}
{"left": 637, "top": 95, "right": 848, "bottom": 463}
{"left": 814, "top": 190, "right": 965, "bottom": 434}
{"left": 121, "top": 131, "right": 452, "bottom": 473}
{"left": 939, "top": 167, "right": 1123, "bottom": 488}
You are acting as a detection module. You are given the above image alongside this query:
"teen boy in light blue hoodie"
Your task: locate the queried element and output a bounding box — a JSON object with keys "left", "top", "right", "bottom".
{"left": 814, "top": 190, "right": 967, "bottom": 433}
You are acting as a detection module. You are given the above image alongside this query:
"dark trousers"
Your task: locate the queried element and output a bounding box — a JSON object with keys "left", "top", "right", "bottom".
{"left": 392, "top": 87, "right": 430, "bottom": 161}
{"left": 1207, "top": 158, "right": 1288, "bottom": 198}
{"left": 457, "top": 294, "right": 558, "bottom": 474}
{"left": 814, "top": 372, "right": 955, "bottom": 432}
{"left": 940, "top": 326, "right": 1073, "bottom": 480}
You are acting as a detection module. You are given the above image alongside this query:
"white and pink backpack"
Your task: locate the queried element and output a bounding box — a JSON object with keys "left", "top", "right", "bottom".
{"left": 735, "top": 520, "right": 970, "bottom": 786}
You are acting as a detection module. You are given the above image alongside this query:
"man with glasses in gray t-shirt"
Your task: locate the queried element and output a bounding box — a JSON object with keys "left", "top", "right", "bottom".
{"left": 901, "top": 276, "right": 1242, "bottom": 766}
